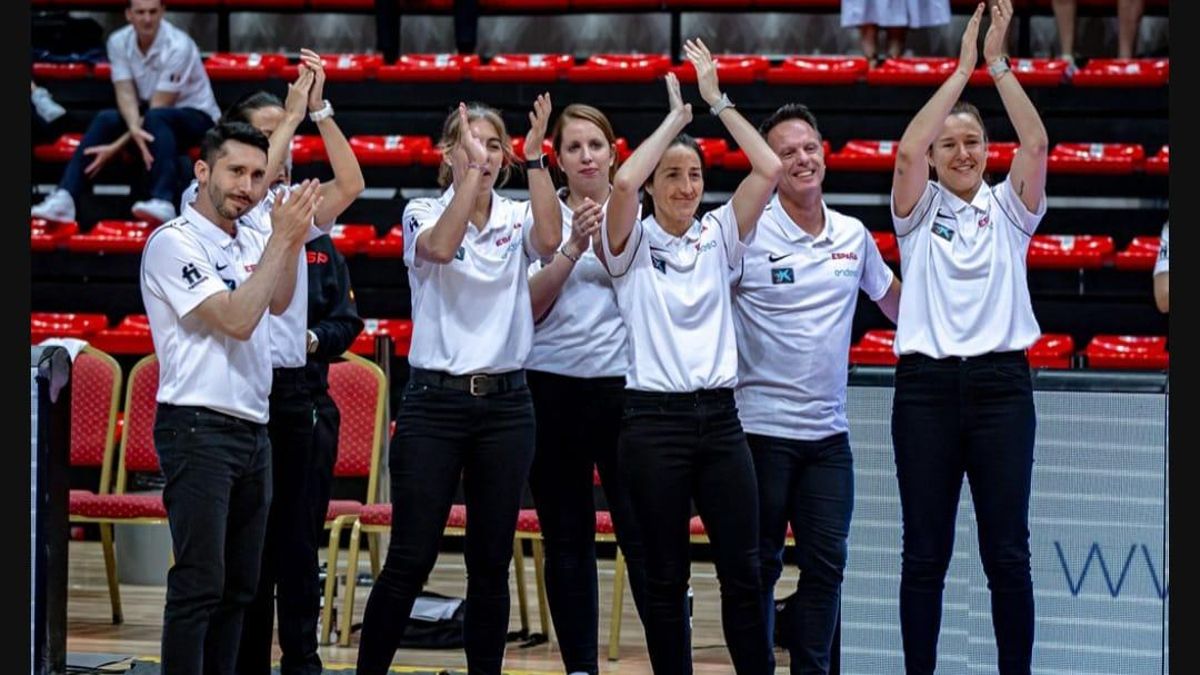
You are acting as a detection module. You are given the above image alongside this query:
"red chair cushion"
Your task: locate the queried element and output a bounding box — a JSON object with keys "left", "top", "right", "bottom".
{"left": 566, "top": 53, "right": 670, "bottom": 83}
{"left": 1028, "top": 333, "right": 1075, "bottom": 369}
{"left": 1085, "top": 335, "right": 1168, "bottom": 370}
{"left": 31, "top": 312, "right": 109, "bottom": 343}
{"left": 866, "top": 57, "right": 958, "bottom": 86}
{"left": 1026, "top": 235, "right": 1115, "bottom": 269}
{"left": 377, "top": 54, "right": 479, "bottom": 82}
{"left": 69, "top": 493, "right": 167, "bottom": 520}
{"left": 765, "top": 56, "right": 868, "bottom": 85}
{"left": 849, "top": 329, "right": 898, "bottom": 366}
{"left": 351, "top": 318, "right": 413, "bottom": 357}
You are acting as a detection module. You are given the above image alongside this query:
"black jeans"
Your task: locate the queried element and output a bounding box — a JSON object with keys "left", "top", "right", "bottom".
{"left": 355, "top": 371, "right": 536, "bottom": 675}
{"left": 526, "top": 370, "right": 650, "bottom": 674}
{"left": 237, "top": 368, "right": 324, "bottom": 675}
{"left": 747, "top": 432, "right": 852, "bottom": 675}
{"left": 891, "top": 351, "right": 1036, "bottom": 675}
{"left": 154, "top": 404, "right": 272, "bottom": 675}
{"left": 619, "top": 388, "right": 771, "bottom": 675}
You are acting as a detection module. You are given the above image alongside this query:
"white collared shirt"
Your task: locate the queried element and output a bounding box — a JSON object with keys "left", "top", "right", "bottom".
{"left": 601, "top": 201, "right": 744, "bottom": 392}
{"left": 732, "top": 196, "right": 894, "bottom": 440}
{"left": 403, "top": 186, "right": 540, "bottom": 375}
{"left": 525, "top": 189, "right": 629, "bottom": 378}
{"left": 107, "top": 20, "right": 220, "bottom": 122}
{"left": 140, "top": 205, "right": 273, "bottom": 423}
{"left": 891, "top": 177, "right": 1045, "bottom": 358}
{"left": 1154, "top": 222, "right": 1169, "bottom": 276}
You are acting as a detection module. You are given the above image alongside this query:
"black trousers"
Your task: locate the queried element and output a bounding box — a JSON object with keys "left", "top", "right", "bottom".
{"left": 892, "top": 351, "right": 1037, "bottom": 675}
{"left": 526, "top": 369, "right": 651, "bottom": 674}
{"left": 154, "top": 403, "right": 272, "bottom": 675}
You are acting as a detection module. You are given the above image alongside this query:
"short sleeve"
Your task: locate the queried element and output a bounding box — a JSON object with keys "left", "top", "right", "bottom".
{"left": 402, "top": 198, "right": 444, "bottom": 268}
{"left": 859, "top": 225, "right": 895, "bottom": 301}
{"left": 153, "top": 40, "right": 196, "bottom": 94}
{"left": 1154, "top": 222, "right": 1169, "bottom": 276}
{"left": 993, "top": 175, "right": 1047, "bottom": 236}
{"left": 599, "top": 212, "right": 644, "bottom": 278}
{"left": 704, "top": 200, "right": 744, "bottom": 269}
{"left": 106, "top": 32, "right": 131, "bottom": 83}
{"left": 891, "top": 181, "right": 938, "bottom": 238}
{"left": 140, "top": 229, "right": 229, "bottom": 319}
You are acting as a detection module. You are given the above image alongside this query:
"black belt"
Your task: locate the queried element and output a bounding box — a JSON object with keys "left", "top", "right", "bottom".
{"left": 410, "top": 367, "right": 526, "bottom": 397}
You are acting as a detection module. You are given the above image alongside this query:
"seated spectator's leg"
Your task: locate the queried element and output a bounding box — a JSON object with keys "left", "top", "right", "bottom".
{"left": 454, "top": 0, "right": 479, "bottom": 55}
{"left": 886, "top": 26, "right": 908, "bottom": 59}
{"left": 60, "top": 109, "right": 126, "bottom": 198}
{"left": 859, "top": 24, "right": 879, "bottom": 62}
{"left": 1117, "top": 0, "right": 1145, "bottom": 58}
{"left": 143, "top": 107, "right": 215, "bottom": 205}
{"left": 1051, "top": 0, "right": 1077, "bottom": 60}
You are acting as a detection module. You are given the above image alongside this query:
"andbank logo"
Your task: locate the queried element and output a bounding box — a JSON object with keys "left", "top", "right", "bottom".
{"left": 1054, "top": 541, "right": 1167, "bottom": 599}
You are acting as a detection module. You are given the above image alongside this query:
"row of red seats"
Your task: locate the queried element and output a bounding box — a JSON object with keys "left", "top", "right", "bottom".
{"left": 30, "top": 312, "right": 413, "bottom": 356}
{"left": 32, "top": 55, "right": 1170, "bottom": 87}
{"left": 33, "top": 132, "right": 1170, "bottom": 177}
{"left": 850, "top": 330, "right": 1168, "bottom": 370}
{"left": 30, "top": 218, "right": 1163, "bottom": 272}
{"left": 31, "top": 313, "right": 1166, "bottom": 370}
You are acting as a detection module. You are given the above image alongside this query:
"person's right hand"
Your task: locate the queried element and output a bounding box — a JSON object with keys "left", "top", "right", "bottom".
{"left": 566, "top": 197, "right": 602, "bottom": 258}
{"left": 958, "top": 3, "right": 985, "bottom": 75}
{"left": 83, "top": 141, "right": 122, "bottom": 178}
{"left": 284, "top": 66, "right": 315, "bottom": 121}
{"left": 455, "top": 102, "right": 489, "bottom": 167}
{"left": 131, "top": 126, "right": 155, "bottom": 170}
{"left": 665, "top": 72, "right": 692, "bottom": 125}
{"left": 271, "top": 179, "right": 322, "bottom": 244}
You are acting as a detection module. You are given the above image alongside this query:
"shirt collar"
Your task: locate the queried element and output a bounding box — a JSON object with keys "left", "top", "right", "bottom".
{"left": 941, "top": 180, "right": 993, "bottom": 215}
{"left": 184, "top": 204, "right": 238, "bottom": 249}
{"left": 439, "top": 184, "right": 504, "bottom": 233}
{"left": 771, "top": 193, "right": 835, "bottom": 246}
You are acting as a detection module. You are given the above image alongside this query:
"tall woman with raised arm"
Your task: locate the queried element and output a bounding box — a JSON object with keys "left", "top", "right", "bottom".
{"left": 889, "top": 3, "right": 1049, "bottom": 673}
{"left": 602, "top": 38, "right": 782, "bottom": 675}
{"left": 355, "top": 95, "right": 562, "bottom": 675}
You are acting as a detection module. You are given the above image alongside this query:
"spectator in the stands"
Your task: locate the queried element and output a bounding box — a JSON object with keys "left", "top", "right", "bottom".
{"left": 1052, "top": 0, "right": 1146, "bottom": 64}
{"left": 842, "top": 0, "right": 951, "bottom": 64}
{"left": 1153, "top": 221, "right": 1168, "bottom": 313}
{"left": 31, "top": 0, "right": 220, "bottom": 226}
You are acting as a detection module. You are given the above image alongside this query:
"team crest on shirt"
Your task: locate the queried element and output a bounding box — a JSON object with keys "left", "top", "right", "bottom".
{"left": 651, "top": 257, "right": 667, "bottom": 274}
{"left": 771, "top": 267, "right": 795, "bottom": 285}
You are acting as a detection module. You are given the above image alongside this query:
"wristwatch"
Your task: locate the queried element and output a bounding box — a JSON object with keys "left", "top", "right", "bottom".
{"left": 524, "top": 154, "right": 549, "bottom": 171}
{"left": 988, "top": 58, "right": 1011, "bottom": 79}
{"left": 309, "top": 100, "right": 334, "bottom": 123}
{"left": 710, "top": 92, "right": 735, "bottom": 116}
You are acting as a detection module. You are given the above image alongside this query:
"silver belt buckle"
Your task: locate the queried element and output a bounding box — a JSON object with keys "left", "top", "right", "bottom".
{"left": 469, "top": 374, "right": 488, "bottom": 397}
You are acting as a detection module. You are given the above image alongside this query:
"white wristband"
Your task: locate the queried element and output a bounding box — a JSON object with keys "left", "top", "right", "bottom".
{"left": 309, "top": 100, "right": 334, "bottom": 123}
{"left": 709, "top": 92, "right": 735, "bottom": 116}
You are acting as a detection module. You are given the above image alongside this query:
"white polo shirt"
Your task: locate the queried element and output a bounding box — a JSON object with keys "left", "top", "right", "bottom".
{"left": 732, "top": 197, "right": 894, "bottom": 440}
{"left": 181, "top": 181, "right": 318, "bottom": 369}
{"left": 601, "top": 201, "right": 744, "bottom": 392}
{"left": 526, "top": 190, "right": 629, "bottom": 378}
{"left": 403, "top": 186, "right": 540, "bottom": 375}
{"left": 107, "top": 20, "right": 220, "bottom": 122}
{"left": 1154, "top": 222, "right": 1169, "bottom": 276}
{"left": 140, "top": 205, "right": 273, "bottom": 424}
{"left": 891, "top": 177, "right": 1045, "bottom": 358}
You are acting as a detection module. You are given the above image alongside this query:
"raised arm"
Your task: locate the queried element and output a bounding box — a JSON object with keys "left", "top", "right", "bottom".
{"left": 684, "top": 38, "right": 781, "bottom": 239}
{"left": 264, "top": 66, "right": 314, "bottom": 191}
{"left": 893, "top": 3, "right": 985, "bottom": 218}
{"left": 986, "top": 0, "right": 1049, "bottom": 213}
{"left": 524, "top": 93, "right": 563, "bottom": 257}
{"left": 301, "top": 49, "right": 366, "bottom": 228}
{"left": 606, "top": 73, "right": 692, "bottom": 255}
{"left": 415, "top": 103, "right": 490, "bottom": 264}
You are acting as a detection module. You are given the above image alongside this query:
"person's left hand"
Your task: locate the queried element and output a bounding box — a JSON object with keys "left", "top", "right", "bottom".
{"left": 683, "top": 38, "right": 722, "bottom": 107}
{"left": 299, "top": 48, "right": 327, "bottom": 113}
{"left": 524, "top": 92, "right": 552, "bottom": 161}
{"left": 983, "top": 0, "right": 1013, "bottom": 66}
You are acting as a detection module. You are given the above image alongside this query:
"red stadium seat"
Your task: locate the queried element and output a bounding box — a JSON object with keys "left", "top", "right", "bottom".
{"left": 512, "top": 137, "right": 557, "bottom": 166}
{"left": 91, "top": 315, "right": 153, "bottom": 355}
{"left": 570, "top": 0, "right": 659, "bottom": 7}
{"left": 279, "top": 53, "right": 384, "bottom": 82}
{"left": 754, "top": 0, "right": 840, "bottom": 7}
{"left": 1072, "top": 58, "right": 1169, "bottom": 87}
{"left": 1144, "top": 145, "right": 1168, "bottom": 175}
{"left": 1113, "top": 236, "right": 1161, "bottom": 271}
{"left": 364, "top": 225, "right": 405, "bottom": 258}
{"left": 376, "top": 54, "right": 479, "bottom": 82}
{"left": 872, "top": 231, "right": 899, "bottom": 264}
{"left": 694, "top": 138, "right": 729, "bottom": 167}
{"left": 32, "top": 63, "right": 91, "bottom": 80}
{"left": 1084, "top": 335, "right": 1168, "bottom": 370}
{"left": 1048, "top": 143, "right": 1145, "bottom": 174}
{"left": 720, "top": 140, "right": 832, "bottom": 171}
{"left": 470, "top": 53, "right": 574, "bottom": 83}
{"left": 986, "top": 142, "right": 1019, "bottom": 173}
{"left": 481, "top": 0, "right": 570, "bottom": 8}
{"left": 566, "top": 54, "right": 671, "bottom": 83}
{"left": 866, "top": 57, "right": 958, "bottom": 86}
{"left": 673, "top": 54, "right": 769, "bottom": 85}
{"left": 614, "top": 137, "right": 632, "bottom": 162}
{"left": 310, "top": 0, "right": 375, "bottom": 8}
{"left": 764, "top": 56, "right": 868, "bottom": 85}
{"left": 225, "top": 0, "right": 305, "bottom": 7}
{"left": 348, "top": 135, "right": 418, "bottom": 166}
{"left": 291, "top": 135, "right": 328, "bottom": 164}
{"left": 31, "top": 312, "right": 109, "bottom": 344}
{"left": 31, "top": 218, "right": 80, "bottom": 252}
{"left": 34, "top": 133, "right": 84, "bottom": 163}
{"left": 203, "top": 52, "right": 288, "bottom": 80}
{"left": 969, "top": 58, "right": 1071, "bottom": 87}
{"left": 849, "top": 329, "right": 897, "bottom": 366}
{"left": 65, "top": 220, "right": 157, "bottom": 255}
{"left": 1027, "top": 333, "right": 1074, "bottom": 369}
{"left": 328, "top": 224, "right": 376, "bottom": 256}
{"left": 826, "top": 140, "right": 898, "bottom": 172}
{"left": 351, "top": 318, "right": 413, "bottom": 356}
{"left": 1026, "top": 234, "right": 1115, "bottom": 270}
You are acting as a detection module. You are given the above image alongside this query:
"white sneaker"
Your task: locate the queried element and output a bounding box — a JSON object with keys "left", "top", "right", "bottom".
{"left": 31, "top": 189, "right": 75, "bottom": 223}
{"left": 31, "top": 87, "right": 66, "bottom": 123}
{"left": 131, "top": 198, "right": 176, "bottom": 225}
